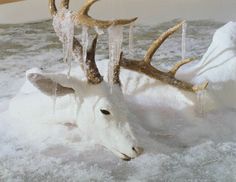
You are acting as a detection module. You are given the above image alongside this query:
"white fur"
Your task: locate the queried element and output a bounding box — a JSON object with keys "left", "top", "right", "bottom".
{"left": 9, "top": 67, "right": 141, "bottom": 160}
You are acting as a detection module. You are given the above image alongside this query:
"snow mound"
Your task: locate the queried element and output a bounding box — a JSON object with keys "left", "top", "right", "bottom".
{"left": 176, "top": 22, "right": 236, "bottom": 109}
{"left": 194, "top": 21, "right": 236, "bottom": 83}
{"left": 178, "top": 22, "right": 236, "bottom": 84}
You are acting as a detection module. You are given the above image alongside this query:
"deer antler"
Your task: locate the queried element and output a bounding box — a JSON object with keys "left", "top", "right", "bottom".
{"left": 73, "top": 0, "right": 138, "bottom": 28}
{"left": 73, "top": 35, "right": 104, "bottom": 84}
{"left": 60, "top": 0, "right": 70, "bottom": 9}
{"left": 49, "top": 0, "right": 103, "bottom": 84}
{"left": 49, "top": 0, "right": 70, "bottom": 15}
{"left": 49, "top": 0, "right": 208, "bottom": 91}
{"left": 120, "top": 21, "right": 208, "bottom": 92}
{"left": 49, "top": 0, "right": 57, "bottom": 16}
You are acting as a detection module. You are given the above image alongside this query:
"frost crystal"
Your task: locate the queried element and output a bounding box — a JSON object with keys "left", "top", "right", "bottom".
{"left": 52, "top": 8, "right": 74, "bottom": 77}
{"left": 108, "top": 25, "right": 124, "bottom": 87}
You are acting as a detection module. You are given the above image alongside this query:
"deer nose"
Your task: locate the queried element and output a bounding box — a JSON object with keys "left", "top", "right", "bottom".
{"left": 132, "top": 146, "right": 144, "bottom": 155}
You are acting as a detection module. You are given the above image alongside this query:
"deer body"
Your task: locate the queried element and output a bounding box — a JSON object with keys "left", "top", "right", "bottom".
{"left": 9, "top": 62, "right": 195, "bottom": 126}
{"left": 10, "top": 0, "right": 236, "bottom": 160}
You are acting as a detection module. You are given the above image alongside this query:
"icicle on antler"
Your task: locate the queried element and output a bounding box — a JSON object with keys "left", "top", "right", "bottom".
{"left": 49, "top": 0, "right": 208, "bottom": 91}
{"left": 73, "top": 0, "right": 138, "bottom": 29}
{"left": 120, "top": 21, "right": 208, "bottom": 92}
{"left": 49, "top": 0, "right": 103, "bottom": 84}
{"left": 72, "top": 0, "right": 137, "bottom": 86}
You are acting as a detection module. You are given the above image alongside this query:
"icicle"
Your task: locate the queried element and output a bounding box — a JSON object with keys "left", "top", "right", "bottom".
{"left": 81, "top": 25, "right": 89, "bottom": 74}
{"left": 182, "top": 21, "right": 187, "bottom": 60}
{"left": 129, "top": 22, "right": 135, "bottom": 57}
{"left": 67, "top": 61, "right": 72, "bottom": 79}
{"left": 94, "top": 26, "right": 104, "bottom": 35}
{"left": 52, "top": 9, "right": 74, "bottom": 77}
{"left": 196, "top": 90, "right": 207, "bottom": 117}
{"left": 52, "top": 83, "right": 58, "bottom": 115}
{"left": 108, "top": 25, "right": 124, "bottom": 90}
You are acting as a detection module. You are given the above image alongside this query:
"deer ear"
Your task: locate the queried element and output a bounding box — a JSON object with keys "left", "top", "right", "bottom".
{"left": 27, "top": 73, "right": 75, "bottom": 97}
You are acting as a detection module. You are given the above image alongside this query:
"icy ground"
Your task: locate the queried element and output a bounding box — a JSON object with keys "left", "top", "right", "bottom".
{"left": 1, "top": 20, "right": 236, "bottom": 181}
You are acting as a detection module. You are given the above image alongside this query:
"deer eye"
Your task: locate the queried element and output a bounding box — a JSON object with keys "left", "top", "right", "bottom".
{"left": 100, "top": 109, "right": 111, "bottom": 115}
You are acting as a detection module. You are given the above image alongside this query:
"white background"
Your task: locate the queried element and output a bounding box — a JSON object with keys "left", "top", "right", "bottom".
{"left": 0, "top": 0, "right": 236, "bottom": 24}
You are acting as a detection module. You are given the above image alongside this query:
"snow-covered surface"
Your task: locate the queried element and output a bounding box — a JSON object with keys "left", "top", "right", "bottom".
{"left": 1, "top": 20, "right": 236, "bottom": 181}
{"left": 177, "top": 22, "right": 236, "bottom": 110}
{"left": 178, "top": 21, "right": 236, "bottom": 84}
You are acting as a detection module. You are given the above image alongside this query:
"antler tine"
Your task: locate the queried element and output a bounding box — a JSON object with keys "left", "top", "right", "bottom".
{"left": 144, "top": 21, "right": 185, "bottom": 64}
{"left": 111, "top": 52, "right": 122, "bottom": 86}
{"left": 49, "top": 0, "right": 69, "bottom": 16}
{"left": 49, "top": 0, "right": 103, "bottom": 84}
{"left": 73, "top": 0, "right": 138, "bottom": 29}
{"left": 60, "top": 0, "right": 70, "bottom": 9}
{"left": 72, "top": 35, "right": 103, "bottom": 84}
{"left": 87, "top": 34, "right": 98, "bottom": 60}
{"left": 85, "top": 34, "right": 103, "bottom": 84}
{"left": 169, "top": 57, "right": 195, "bottom": 76}
{"left": 49, "top": 0, "right": 57, "bottom": 16}
{"left": 193, "top": 81, "right": 208, "bottom": 92}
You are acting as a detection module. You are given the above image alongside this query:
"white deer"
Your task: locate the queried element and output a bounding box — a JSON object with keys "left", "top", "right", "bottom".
{"left": 9, "top": 0, "right": 210, "bottom": 160}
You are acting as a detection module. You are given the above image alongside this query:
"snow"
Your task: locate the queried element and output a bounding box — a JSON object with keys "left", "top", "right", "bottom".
{"left": 178, "top": 21, "right": 236, "bottom": 109}
{"left": 195, "top": 22, "right": 236, "bottom": 83}
{"left": 1, "top": 20, "right": 236, "bottom": 181}
{"left": 178, "top": 21, "right": 236, "bottom": 84}
{"left": 2, "top": 101, "right": 236, "bottom": 181}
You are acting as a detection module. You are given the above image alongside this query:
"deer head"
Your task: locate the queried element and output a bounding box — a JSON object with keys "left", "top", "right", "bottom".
{"left": 26, "top": 68, "right": 142, "bottom": 160}
{"left": 18, "top": 0, "right": 143, "bottom": 161}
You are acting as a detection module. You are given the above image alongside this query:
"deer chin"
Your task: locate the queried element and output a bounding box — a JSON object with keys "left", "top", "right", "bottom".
{"left": 93, "top": 131, "right": 144, "bottom": 160}
{"left": 102, "top": 143, "right": 143, "bottom": 161}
